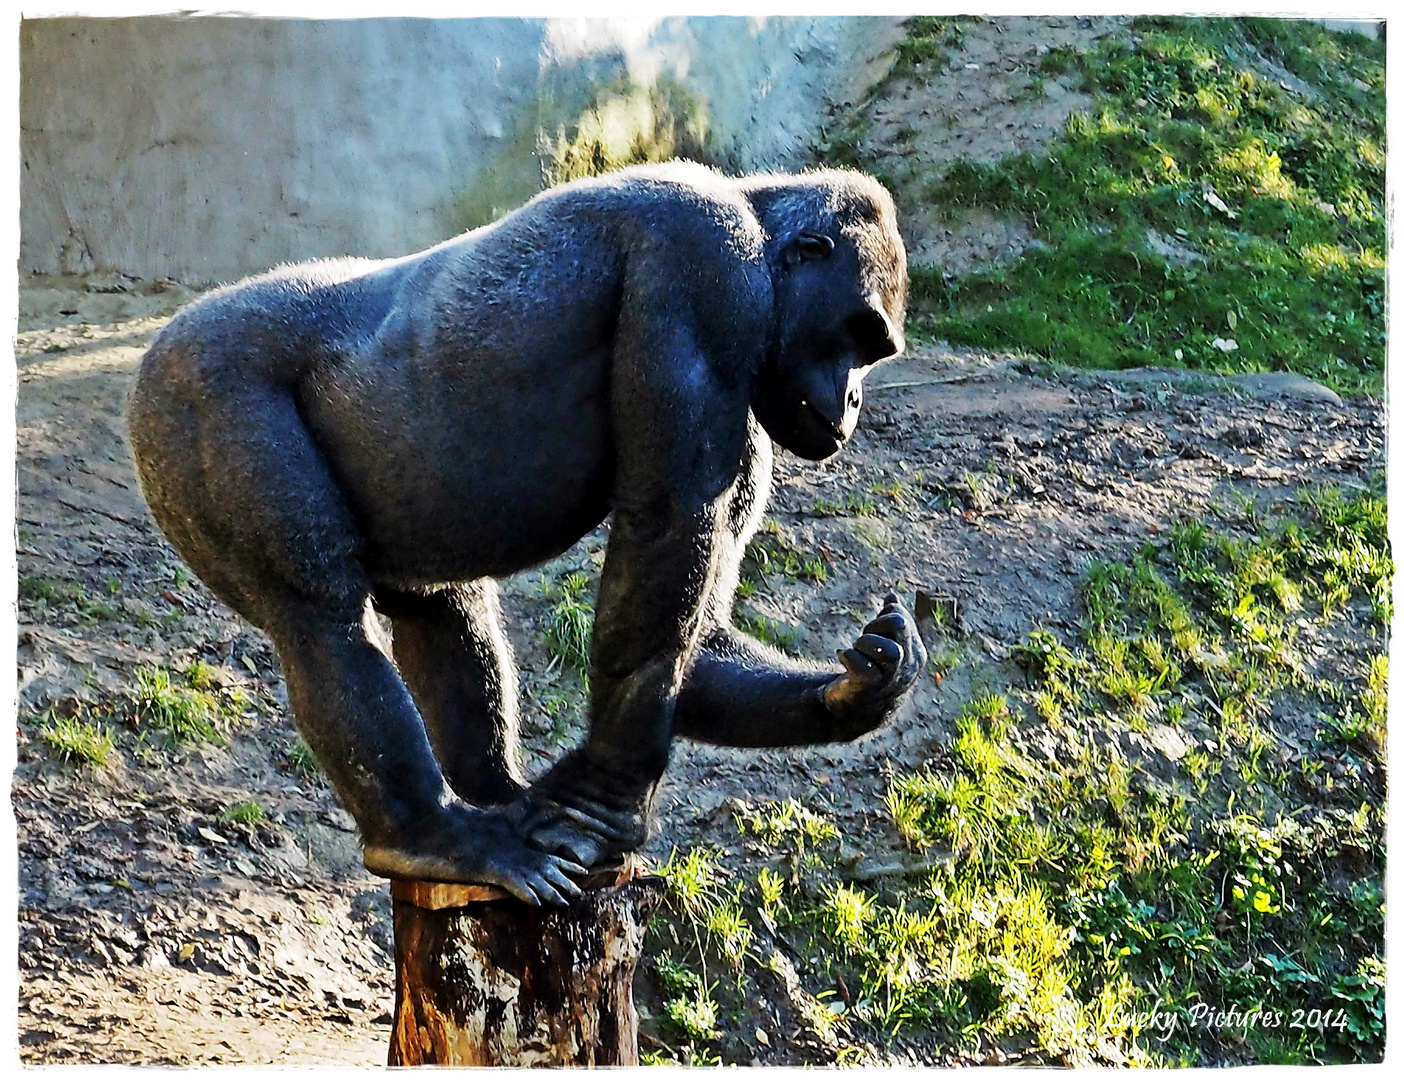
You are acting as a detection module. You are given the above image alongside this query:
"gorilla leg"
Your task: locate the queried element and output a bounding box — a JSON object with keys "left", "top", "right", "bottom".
{"left": 268, "top": 594, "right": 460, "bottom": 850}
{"left": 266, "top": 597, "right": 576, "bottom": 900}
{"left": 129, "top": 371, "right": 581, "bottom": 903}
{"left": 377, "top": 581, "right": 526, "bottom": 807}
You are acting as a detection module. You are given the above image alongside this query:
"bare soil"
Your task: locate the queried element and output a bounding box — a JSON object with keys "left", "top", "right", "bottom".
{"left": 850, "top": 15, "right": 1129, "bottom": 273}
{"left": 13, "top": 273, "right": 1383, "bottom": 1064}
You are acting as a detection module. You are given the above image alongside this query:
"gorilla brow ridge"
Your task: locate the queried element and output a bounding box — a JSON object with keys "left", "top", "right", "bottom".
{"left": 746, "top": 173, "right": 885, "bottom": 236}
{"left": 738, "top": 172, "right": 894, "bottom": 291}
{"left": 754, "top": 172, "right": 905, "bottom": 310}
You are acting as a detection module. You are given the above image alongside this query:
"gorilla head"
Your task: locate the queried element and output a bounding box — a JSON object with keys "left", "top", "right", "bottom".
{"left": 744, "top": 171, "right": 908, "bottom": 460}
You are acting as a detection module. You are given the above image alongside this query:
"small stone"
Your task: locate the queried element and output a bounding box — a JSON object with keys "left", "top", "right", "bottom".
{"left": 1148, "top": 724, "right": 1189, "bottom": 762}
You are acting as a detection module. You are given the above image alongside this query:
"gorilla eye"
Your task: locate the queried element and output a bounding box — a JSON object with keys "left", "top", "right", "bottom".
{"left": 784, "top": 232, "right": 835, "bottom": 266}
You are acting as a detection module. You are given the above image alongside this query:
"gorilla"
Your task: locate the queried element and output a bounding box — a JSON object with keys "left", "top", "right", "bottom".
{"left": 128, "top": 161, "right": 927, "bottom": 906}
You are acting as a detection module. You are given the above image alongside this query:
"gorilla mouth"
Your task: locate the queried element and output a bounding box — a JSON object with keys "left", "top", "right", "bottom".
{"left": 784, "top": 399, "right": 848, "bottom": 460}
{"left": 802, "top": 400, "right": 845, "bottom": 441}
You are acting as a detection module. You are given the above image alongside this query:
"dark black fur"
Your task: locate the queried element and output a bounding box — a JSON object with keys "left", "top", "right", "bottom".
{"left": 128, "top": 161, "right": 927, "bottom": 905}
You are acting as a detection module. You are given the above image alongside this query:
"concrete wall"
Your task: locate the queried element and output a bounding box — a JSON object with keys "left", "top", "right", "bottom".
{"left": 1310, "top": 20, "right": 1384, "bottom": 40}
{"left": 20, "top": 16, "right": 902, "bottom": 284}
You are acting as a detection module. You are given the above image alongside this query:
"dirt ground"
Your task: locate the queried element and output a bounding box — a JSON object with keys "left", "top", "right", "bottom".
{"left": 851, "top": 15, "right": 1128, "bottom": 274}
{"left": 12, "top": 270, "right": 1383, "bottom": 1064}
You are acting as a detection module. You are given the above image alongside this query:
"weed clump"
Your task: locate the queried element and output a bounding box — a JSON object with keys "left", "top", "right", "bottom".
{"left": 222, "top": 800, "right": 266, "bottom": 826}
{"left": 39, "top": 713, "right": 115, "bottom": 767}
{"left": 544, "top": 572, "right": 594, "bottom": 683}
{"left": 129, "top": 665, "right": 229, "bottom": 745}
{"left": 19, "top": 574, "right": 121, "bottom": 623}
{"left": 743, "top": 520, "right": 829, "bottom": 585}
{"left": 285, "top": 736, "right": 321, "bottom": 778}
{"left": 544, "top": 76, "right": 708, "bottom": 186}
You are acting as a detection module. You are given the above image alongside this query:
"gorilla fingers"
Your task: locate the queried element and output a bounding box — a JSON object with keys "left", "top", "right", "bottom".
{"left": 822, "top": 594, "right": 928, "bottom": 737}
{"left": 509, "top": 747, "right": 657, "bottom": 868}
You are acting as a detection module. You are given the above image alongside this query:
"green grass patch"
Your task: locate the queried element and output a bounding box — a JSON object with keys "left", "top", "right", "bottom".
{"left": 543, "top": 74, "right": 708, "bottom": 186}
{"left": 222, "top": 799, "right": 266, "bottom": 826}
{"left": 910, "top": 18, "right": 1384, "bottom": 395}
{"left": 735, "top": 797, "right": 838, "bottom": 852}
{"left": 544, "top": 571, "right": 595, "bottom": 684}
{"left": 809, "top": 492, "right": 876, "bottom": 518}
{"left": 19, "top": 573, "right": 121, "bottom": 623}
{"left": 889, "top": 17, "right": 965, "bottom": 83}
{"left": 285, "top": 736, "right": 321, "bottom": 778}
{"left": 643, "top": 846, "right": 749, "bottom": 1065}
{"left": 39, "top": 712, "right": 115, "bottom": 767}
{"left": 646, "top": 481, "right": 1386, "bottom": 1065}
{"left": 731, "top": 520, "right": 826, "bottom": 656}
{"left": 129, "top": 665, "right": 230, "bottom": 745}
{"left": 743, "top": 520, "right": 829, "bottom": 585}
{"left": 733, "top": 610, "right": 805, "bottom": 656}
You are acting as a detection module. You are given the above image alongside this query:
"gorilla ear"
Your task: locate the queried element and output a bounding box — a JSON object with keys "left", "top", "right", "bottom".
{"left": 784, "top": 232, "right": 835, "bottom": 266}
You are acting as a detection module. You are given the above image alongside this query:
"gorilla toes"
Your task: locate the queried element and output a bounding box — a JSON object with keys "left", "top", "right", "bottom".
{"left": 520, "top": 802, "right": 649, "bottom": 868}
{"left": 362, "top": 804, "right": 589, "bottom": 906}
{"left": 510, "top": 796, "right": 630, "bottom": 843}
{"left": 527, "top": 819, "right": 614, "bottom": 869}
{"left": 469, "top": 811, "right": 591, "bottom": 905}
{"left": 509, "top": 749, "right": 653, "bottom": 869}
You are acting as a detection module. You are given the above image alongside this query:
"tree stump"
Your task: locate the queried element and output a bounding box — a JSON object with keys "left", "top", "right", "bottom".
{"left": 388, "top": 858, "right": 664, "bottom": 1067}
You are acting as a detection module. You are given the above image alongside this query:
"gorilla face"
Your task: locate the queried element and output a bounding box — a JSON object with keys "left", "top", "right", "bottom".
{"left": 752, "top": 228, "right": 906, "bottom": 461}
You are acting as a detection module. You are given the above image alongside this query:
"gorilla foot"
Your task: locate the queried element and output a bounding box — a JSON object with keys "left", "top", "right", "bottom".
{"left": 514, "top": 797, "right": 648, "bottom": 868}
{"left": 524, "top": 819, "right": 612, "bottom": 869}
{"left": 362, "top": 806, "right": 586, "bottom": 907}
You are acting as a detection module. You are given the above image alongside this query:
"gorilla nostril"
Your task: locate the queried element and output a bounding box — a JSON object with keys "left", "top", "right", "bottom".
{"left": 847, "top": 390, "right": 860, "bottom": 408}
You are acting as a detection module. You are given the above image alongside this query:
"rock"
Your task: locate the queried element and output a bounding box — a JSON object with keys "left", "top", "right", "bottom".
{"left": 1223, "top": 421, "right": 1266, "bottom": 448}
{"left": 1147, "top": 724, "right": 1189, "bottom": 762}
{"left": 85, "top": 273, "right": 135, "bottom": 294}
{"left": 1228, "top": 372, "right": 1343, "bottom": 406}
{"left": 974, "top": 633, "right": 1010, "bottom": 661}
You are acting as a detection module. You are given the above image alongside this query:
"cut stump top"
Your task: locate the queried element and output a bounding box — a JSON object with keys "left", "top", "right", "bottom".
{"left": 390, "top": 852, "right": 652, "bottom": 910}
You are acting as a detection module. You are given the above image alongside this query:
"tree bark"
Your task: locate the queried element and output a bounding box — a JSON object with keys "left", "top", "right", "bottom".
{"left": 388, "top": 860, "right": 663, "bottom": 1067}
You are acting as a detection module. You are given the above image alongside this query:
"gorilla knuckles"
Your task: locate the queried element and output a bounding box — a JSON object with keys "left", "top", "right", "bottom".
{"left": 128, "top": 161, "right": 919, "bottom": 904}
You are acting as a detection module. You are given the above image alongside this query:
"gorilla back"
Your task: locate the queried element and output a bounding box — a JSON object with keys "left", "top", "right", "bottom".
{"left": 128, "top": 161, "right": 924, "bottom": 906}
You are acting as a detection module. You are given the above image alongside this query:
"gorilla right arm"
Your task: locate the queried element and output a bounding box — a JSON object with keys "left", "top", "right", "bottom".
{"left": 672, "top": 594, "right": 927, "bottom": 746}
{"left": 511, "top": 239, "right": 771, "bottom": 866}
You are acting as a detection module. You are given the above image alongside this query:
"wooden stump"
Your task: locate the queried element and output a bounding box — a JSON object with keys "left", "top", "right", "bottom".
{"left": 388, "top": 860, "right": 664, "bottom": 1067}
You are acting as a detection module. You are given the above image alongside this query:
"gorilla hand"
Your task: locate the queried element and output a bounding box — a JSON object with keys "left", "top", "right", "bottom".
{"left": 821, "top": 593, "right": 927, "bottom": 734}
{"left": 362, "top": 803, "right": 586, "bottom": 907}
{"left": 509, "top": 749, "right": 653, "bottom": 869}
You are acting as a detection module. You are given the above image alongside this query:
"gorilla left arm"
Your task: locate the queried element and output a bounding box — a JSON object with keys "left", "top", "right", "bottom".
{"left": 673, "top": 595, "right": 927, "bottom": 746}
